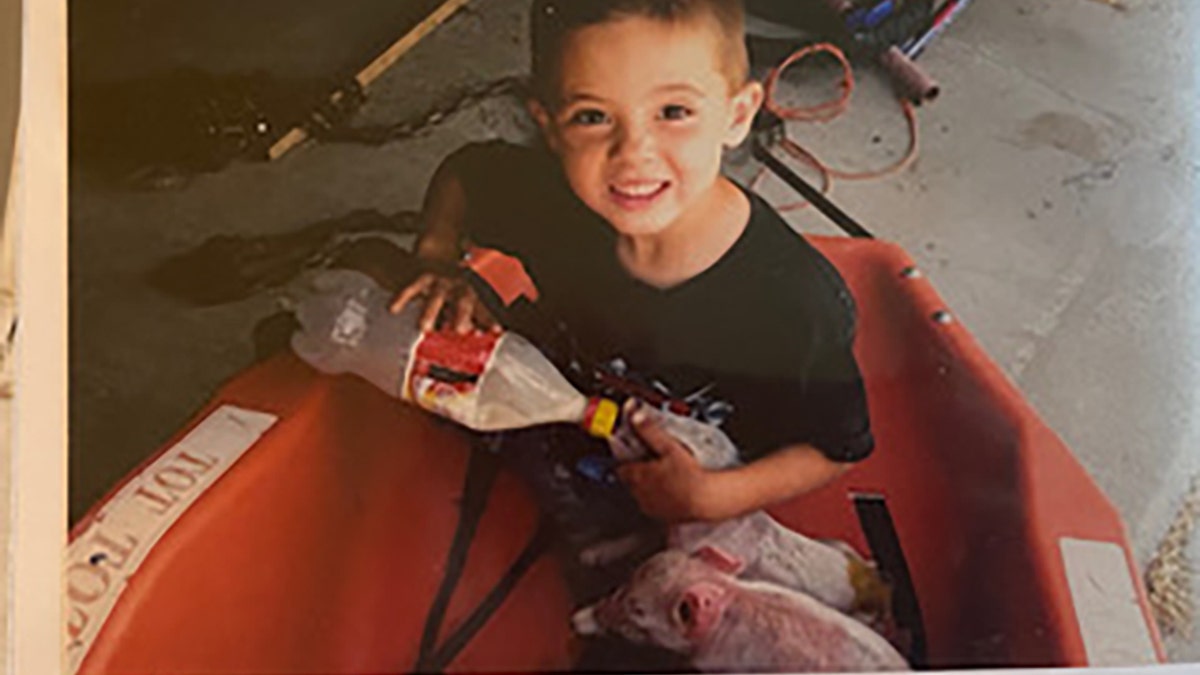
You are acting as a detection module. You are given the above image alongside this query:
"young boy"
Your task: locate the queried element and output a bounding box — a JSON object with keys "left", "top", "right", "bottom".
{"left": 392, "top": 0, "right": 872, "bottom": 539}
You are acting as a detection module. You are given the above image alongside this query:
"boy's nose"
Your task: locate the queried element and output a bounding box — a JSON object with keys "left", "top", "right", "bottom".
{"left": 610, "top": 123, "right": 656, "bottom": 161}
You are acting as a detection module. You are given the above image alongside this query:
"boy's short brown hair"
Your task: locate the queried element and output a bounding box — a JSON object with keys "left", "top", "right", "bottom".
{"left": 530, "top": 0, "right": 749, "bottom": 105}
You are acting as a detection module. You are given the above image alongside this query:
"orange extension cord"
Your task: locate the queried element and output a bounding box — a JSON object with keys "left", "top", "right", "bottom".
{"left": 752, "top": 42, "right": 920, "bottom": 212}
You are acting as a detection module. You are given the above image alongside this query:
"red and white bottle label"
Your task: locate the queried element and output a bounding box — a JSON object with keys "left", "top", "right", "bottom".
{"left": 402, "top": 330, "right": 503, "bottom": 424}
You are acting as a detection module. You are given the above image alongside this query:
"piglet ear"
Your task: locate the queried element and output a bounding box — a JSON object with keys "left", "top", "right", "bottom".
{"left": 571, "top": 605, "right": 602, "bottom": 636}
{"left": 693, "top": 545, "right": 744, "bottom": 575}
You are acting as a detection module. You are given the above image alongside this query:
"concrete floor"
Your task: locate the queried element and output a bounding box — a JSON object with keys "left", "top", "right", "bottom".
{"left": 69, "top": 0, "right": 1200, "bottom": 665}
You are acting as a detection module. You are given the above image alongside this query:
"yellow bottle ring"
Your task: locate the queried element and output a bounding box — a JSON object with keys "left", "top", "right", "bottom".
{"left": 585, "top": 398, "right": 620, "bottom": 438}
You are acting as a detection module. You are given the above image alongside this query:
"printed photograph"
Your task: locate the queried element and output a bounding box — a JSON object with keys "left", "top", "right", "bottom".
{"left": 61, "top": 0, "right": 1199, "bottom": 672}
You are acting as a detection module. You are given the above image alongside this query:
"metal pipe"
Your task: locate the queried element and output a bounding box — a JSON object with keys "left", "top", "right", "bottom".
{"left": 879, "top": 45, "right": 940, "bottom": 103}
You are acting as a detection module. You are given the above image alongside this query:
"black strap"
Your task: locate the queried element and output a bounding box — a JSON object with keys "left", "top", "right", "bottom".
{"left": 413, "top": 443, "right": 556, "bottom": 673}
{"left": 425, "top": 521, "right": 556, "bottom": 672}
{"left": 751, "top": 135, "right": 876, "bottom": 240}
{"left": 462, "top": 267, "right": 602, "bottom": 393}
{"left": 414, "top": 448, "right": 501, "bottom": 671}
{"left": 852, "top": 493, "right": 927, "bottom": 668}
{"left": 460, "top": 267, "right": 514, "bottom": 328}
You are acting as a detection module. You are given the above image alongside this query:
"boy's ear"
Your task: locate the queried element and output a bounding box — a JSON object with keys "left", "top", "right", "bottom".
{"left": 723, "top": 80, "right": 765, "bottom": 148}
{"left": 527, "top": 98, "right": 561, "bottom": 153}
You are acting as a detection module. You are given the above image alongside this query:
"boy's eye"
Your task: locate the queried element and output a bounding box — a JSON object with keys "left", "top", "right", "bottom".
{"left": 568, "top": 109, "right": 610, "bottom": 126}
{"left": 659, "top": 104, "right": 693, "bottom": 121}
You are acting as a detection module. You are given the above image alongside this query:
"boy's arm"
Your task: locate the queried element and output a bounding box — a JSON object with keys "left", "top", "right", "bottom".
{"left": 413, "top": 156, "right": 469, "bottom": 267}
{"left": 393, "top": 140, "right": 546, "bottom": 331}
{"left": 391, "top": 152, "right": 493, "bottom": 332}
{"left": 617, "top": 409, "right": 851, "bottom": 523}
{"left": 695, "top": 445, "right": 849, "bottom": 521}
{"left": 410, "top": 140, "right": 540, "bottom": 266}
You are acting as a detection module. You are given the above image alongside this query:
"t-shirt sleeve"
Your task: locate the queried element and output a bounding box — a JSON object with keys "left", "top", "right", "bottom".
{"left": 802, "top": 325, "right": 875, "bottom": 463}
{"left": 793, "top": 248, "right": 874, "bottom": 462}
{"left": 723, "top": 283, "right": 874, "bottom": 464}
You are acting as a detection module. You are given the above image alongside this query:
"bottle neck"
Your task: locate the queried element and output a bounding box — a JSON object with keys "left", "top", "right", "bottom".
{"left": 581, "top": 397, "right": 620, "bottom": 439}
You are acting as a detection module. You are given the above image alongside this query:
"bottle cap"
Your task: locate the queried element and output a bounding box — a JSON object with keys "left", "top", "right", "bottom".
{"left": 583, "top": 398, "right": 620, "bottom": 438}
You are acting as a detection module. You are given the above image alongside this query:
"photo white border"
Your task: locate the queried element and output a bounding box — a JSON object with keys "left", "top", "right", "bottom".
{"left": 6, "top": 0, "right": 1198, "bottom": 673}
{"left": 12, "top": 0, "right": 67, "bottom": 672}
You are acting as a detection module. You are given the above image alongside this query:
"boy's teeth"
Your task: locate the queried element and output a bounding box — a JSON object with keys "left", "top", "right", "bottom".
{"left": 614, "top": 183, "right": 663, "bottom": 197}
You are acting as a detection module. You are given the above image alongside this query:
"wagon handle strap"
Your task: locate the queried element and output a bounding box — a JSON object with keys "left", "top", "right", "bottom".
{"left": 750, "top": 132, "right": 876, "bottom": 240}
{"left": 426, "top": 521, "right": 556, "bottom": 672}
{"left": 853, "top": 493, "right": 928, "bottom": 667}
{"left": 415, "top": 444, "right": 502, "bottom": 671}
{"left": 413, "top": 440, "right": 556, "bottom": 673}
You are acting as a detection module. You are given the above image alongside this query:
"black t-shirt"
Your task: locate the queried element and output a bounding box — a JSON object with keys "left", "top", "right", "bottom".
{"left": 450, "top": 140, "right": 873, "bottom": 463}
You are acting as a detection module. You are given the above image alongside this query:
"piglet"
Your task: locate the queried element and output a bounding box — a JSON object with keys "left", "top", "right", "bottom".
{"left": 599, "top": 403, "right": 891, "bottom": 620}
{"left": 670, "top": 511, "right": 891, "bottom": 621}
{"left": 572, "top": 547, "right": 910, "bottom": 673}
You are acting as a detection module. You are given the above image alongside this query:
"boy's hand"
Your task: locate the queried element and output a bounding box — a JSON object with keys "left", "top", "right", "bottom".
{"left": 616, "top": 406, "right": 716, "bottom": 523}
{"left": 389, "top": 267, "right": 500, "bottom": 334}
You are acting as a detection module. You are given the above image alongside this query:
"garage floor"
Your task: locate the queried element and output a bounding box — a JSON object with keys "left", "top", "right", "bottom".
{"left": 68, "top": 0, "right": 1200, "bottom": 663}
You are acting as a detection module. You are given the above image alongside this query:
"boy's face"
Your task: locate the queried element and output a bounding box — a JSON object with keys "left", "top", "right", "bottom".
{"left": 531, "top": 15, "right": 762, "bottom": 239}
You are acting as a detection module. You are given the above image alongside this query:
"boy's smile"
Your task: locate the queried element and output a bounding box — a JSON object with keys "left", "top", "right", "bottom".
{"left": 609, "top": 180, "right": 669, "bottom": 210}
{"left": 531, "top": 14, "right": 762, "bottom": 251}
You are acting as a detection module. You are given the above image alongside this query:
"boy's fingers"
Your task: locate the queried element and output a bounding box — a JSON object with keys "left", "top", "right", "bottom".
{"left": 390, "top": 274, "right": 433, "bottom": 314}
{"left": 453, "top": 291, "right": 477, "bottom": 334}
{"left": 622, "top": 398, "right": 643, "bottom": 416}
{"left": 629, "top": 406, "right": 688, "bottom": 459}
{"left": 615, "top": 463, "right": 643, "bottom": 484}
{"left": 475, "top": 304, "right": 502, "bottom": 333}
{"left": 419, "top": 283, "right": 449, "bottom": 331}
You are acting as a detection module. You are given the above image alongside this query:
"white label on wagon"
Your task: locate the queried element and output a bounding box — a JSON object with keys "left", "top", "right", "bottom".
{"left": 64, "top": 405, "right": 278, "bottom": 674}
{"left": 1060, "top": 537, "right": 1158, "bottom": 666}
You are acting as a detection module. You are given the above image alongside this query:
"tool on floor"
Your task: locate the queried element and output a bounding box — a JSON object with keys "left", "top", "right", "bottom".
{"left": 821, "top": 0, "right": 941, "bottom": 104}
{"left": 268, "top": 0, "right": 474, "bottom": 161}
{"left": 743, "top": 0, "right": 977, "bottom": 215}
{"left": 314, "top": 76, "right": 526, "bottom": 147}
{"left": 901, "top": 0, "right": 977, "bottom": 59}
{"left": 750, "top": 0, "right": 976, "bottom": 103}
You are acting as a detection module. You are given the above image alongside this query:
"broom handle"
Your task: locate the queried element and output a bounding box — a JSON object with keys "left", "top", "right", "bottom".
{"left": 268, "top": 0, "right": 474, "bottom": 161}
{"left": 903, "top": 0, "right": 975, "bottom": 59}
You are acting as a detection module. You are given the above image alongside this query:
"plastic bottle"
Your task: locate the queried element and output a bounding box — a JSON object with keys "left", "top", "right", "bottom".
{"left": 286, "top": 268, "right": 742, "bottom": 470}
{"left": 286, "top": 268, "right": 620, "bottom": 438}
